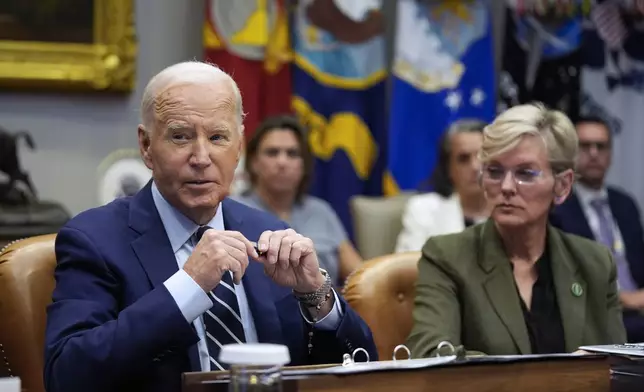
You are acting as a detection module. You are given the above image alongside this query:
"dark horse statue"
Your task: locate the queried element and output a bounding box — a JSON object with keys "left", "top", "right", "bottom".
{"left": 0, "top": 127, "right": 38, "bottom": 204}
{"left": 0, "top": 126, "right": 71, "bottom": 241}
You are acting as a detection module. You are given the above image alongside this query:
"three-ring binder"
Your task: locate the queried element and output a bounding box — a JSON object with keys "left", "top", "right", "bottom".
{"left": 341, "top": 340, "right": 459, "bottom": 367}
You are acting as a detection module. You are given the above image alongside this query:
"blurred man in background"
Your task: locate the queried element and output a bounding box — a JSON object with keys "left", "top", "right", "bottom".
{"left": 551, "top": 116, "right": 644, "bottom": 342}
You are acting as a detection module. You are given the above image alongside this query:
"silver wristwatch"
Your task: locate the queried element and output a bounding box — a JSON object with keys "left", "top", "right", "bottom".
{"left": 293, "top": 268, "right": 333, "bottom": 307}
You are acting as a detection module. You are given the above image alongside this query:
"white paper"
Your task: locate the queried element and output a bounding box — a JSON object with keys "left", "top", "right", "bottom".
{"left": 478, "top": 353, "right": 588, "bottom": 360}
{"left": 579, "top": 344, "right": 644, "bottom": 357}
{"left": 284, "top": 356, "right": 457, "bottom": 376}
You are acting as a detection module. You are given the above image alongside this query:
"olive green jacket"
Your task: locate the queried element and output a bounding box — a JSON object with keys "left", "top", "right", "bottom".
{"left": 406, "top": 220, "right": 627, "bottom": 358}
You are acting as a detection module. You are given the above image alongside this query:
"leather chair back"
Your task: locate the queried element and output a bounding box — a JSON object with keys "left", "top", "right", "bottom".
{"left": 349, "top": 194, "right": 414, "bottom": 260}
{"left": 0, "top": 235, "right": 57, "bottom": 392}
{"left": 343, "top": 252, "right": 420, "bottom": 361}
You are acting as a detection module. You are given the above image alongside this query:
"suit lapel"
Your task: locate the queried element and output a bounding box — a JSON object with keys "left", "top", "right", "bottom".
{"left": 128, "top": 181, "right": 201, "bottom": 371}
{"left": 548, "top": 226, "right": 587, "bottom": 352}
{"left": 561, "top": 193, "right": 594, "bottom": 239}
{"left": 478, "top": 221, "right": 531, "bottom": 354}
{"left": 607, "top": 190, "right": 631, "bottom": 253}
{"left": 608, "top": 189, "right": 644, "bottom": 288}
{"left": 607, "top": 190, "right": 624, "bottom": 231}
{"left": 222, "top": 199, "right": 285, "bottom": 345}
{"left": 129, "top": 181, "right": 180, "bottom": 288}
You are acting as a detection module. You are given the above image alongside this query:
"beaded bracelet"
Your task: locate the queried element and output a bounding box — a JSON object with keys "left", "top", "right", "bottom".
{"left": 306, "top": 289, "right": 333, "bottom": 355}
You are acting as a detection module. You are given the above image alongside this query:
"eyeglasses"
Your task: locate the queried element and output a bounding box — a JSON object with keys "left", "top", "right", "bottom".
{"left": 481, "top": 165, "right": 545, "bottom": 186}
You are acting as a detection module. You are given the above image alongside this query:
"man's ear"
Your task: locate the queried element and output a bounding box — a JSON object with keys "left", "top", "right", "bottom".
{"left": 138, "top": 125, "right": 153, "bottom": 170}
{"left": 553, "top": 169, "right": 574, "bottom": 206}
{"left": 236, "top": 125, "right": 245, "bottom": 162}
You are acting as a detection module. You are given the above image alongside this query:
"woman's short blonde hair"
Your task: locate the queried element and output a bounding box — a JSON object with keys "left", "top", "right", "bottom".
{"left": 479, "top": 102, "right": 578, "bottom": 173}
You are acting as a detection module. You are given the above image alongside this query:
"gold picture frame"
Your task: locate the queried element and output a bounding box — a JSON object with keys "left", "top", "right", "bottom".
{"left": 0, "top": 0, "right": 136, "bottom": 92}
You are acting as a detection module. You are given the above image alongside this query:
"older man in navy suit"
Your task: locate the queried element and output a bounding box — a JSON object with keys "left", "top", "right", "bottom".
{"left": 44, "top": 61, "right": 377, "bottom": 392}
{"left": 551, "top": 116, "right": 644, "bottom": 343}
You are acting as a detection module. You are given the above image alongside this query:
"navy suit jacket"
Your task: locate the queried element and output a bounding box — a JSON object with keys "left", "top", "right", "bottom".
{"left": 550, "top": 188, "right": 644, "bottom": 289}
{"left": 44, "top": 183, "right": 376, "bottom": 392}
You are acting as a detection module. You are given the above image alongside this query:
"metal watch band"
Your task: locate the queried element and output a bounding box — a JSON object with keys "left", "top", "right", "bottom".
{"left": 293, "top": 268, "right": 332, "bottom": 307}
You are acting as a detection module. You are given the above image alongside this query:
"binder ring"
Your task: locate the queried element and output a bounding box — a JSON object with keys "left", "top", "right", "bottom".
{"left": 352, "top": 347, "right": 370, "bottom": 363}
{"left": 436, "top": 341, "right": 456, "bottom": 357}
{"left": 392, "top": 344, "right": 411, "bottom": 361}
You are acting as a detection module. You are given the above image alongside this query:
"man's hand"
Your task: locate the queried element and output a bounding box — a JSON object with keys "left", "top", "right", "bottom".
{"left": 256, "top": 229, "right": 325, "bottom": 293}
{"left": 183, "top": 229, "right": 258, "bottom": 292}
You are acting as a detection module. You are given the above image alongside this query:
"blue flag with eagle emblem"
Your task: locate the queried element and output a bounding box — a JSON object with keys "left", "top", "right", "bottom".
{"left": 385, "top": 0, "right": 496, "bottom": 195}
{"left": 291, "top": 0, "right": 387, "bottom": 238}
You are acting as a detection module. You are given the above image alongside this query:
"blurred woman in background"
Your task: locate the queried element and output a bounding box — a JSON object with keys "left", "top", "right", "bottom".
{"left": 234, "top": 115, "right": 362, "bottom": 287}
{"left": 395, "top": 120, "right": 489, "bottom": 253}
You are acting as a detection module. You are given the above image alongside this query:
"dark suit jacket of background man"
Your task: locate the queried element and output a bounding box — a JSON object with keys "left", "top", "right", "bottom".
{"left": 44, "top": 181, "right": 377, "bottom": 392}
{"left": 551, "top": 187, "right": 644, "bottom": 340}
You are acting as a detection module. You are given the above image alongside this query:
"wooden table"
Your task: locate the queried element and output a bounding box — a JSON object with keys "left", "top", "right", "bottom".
{"left": 183, "top": 354, "right": 641, "bottom": 392}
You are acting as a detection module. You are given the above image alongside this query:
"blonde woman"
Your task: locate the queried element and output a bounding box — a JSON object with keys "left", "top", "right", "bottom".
{"left": 406, "top": 103, "right": 626, "bottom": 357}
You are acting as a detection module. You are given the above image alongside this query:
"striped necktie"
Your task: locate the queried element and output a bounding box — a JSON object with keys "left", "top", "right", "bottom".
{"left": 194, "top": 226, "right": 247, "bottom": 370}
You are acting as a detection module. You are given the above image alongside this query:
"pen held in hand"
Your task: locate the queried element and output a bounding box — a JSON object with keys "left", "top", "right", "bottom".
{"left": 252, "top": 241, "right": 266, "bottom": 258}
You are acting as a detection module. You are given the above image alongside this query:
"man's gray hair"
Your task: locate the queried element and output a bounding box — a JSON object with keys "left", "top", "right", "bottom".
{"left": 140, "top": 61, "right": 245, "bottom": 132}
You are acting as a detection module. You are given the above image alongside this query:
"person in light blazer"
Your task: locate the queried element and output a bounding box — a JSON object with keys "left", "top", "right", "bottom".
{"left": 407, "top": 103, "right": 627, "bottom": 358}
{"left": 395, "top": 120, "right": 489, "bottom": 253}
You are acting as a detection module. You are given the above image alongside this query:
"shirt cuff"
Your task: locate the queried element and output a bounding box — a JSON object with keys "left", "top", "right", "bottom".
{"left": 299, "top": 289, "right": 343, "bottom": 330}
{"left": 164, "top": 269, "right": 213, "bottom": 323}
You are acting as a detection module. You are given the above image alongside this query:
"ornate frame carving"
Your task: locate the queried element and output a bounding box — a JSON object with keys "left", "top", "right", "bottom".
{"left": 0, "top": 0, "right": 136, "bottom": 92}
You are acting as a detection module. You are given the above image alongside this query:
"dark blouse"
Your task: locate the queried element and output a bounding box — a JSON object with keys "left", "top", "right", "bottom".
{"left": 515, "top": 251, "right": 566, "bottom": 354}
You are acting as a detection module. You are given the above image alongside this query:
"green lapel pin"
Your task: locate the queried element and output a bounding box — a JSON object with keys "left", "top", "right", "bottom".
{"left": 571, "top": 282, "right": 583, "bottom": 297}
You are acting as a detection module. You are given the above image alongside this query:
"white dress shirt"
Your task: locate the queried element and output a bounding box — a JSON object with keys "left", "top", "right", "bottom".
{"left": 150, "top": 182, "right": 342, "bottom": 371}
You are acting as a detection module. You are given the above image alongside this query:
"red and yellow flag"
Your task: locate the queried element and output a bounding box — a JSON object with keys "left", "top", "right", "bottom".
{"left": 204, "top": 0, "right": 292, "bottom": 140}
